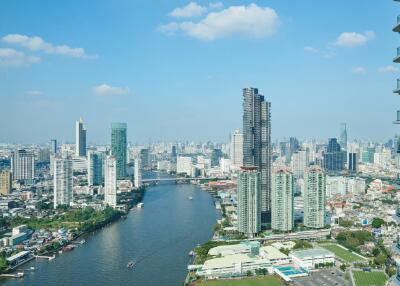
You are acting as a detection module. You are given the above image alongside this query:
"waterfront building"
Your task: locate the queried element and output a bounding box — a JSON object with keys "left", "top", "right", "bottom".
{"left": 324, "top": 138, "right": 345, "bottom": 172}
{"left": 237, "top": 167, "right": 261, "bottom": 236}
{"left": 104, "top": 156, "right": 117, "bottom": 207}
{"left": 88, "top": 151, "right": 104, "bottom": 186}
{"left": 242, "top": 87, "right": 271, "bottom": 227}
{"left": 140, "top": 148, "right": 150, "bottom": 170}
{"left": 134, "top": 158, "right": 142, "bottom": 188}
{"left": 177, "top": 156, "right": 192, "bottom": 176}
{"left": 339, "top": 123, "right": 347, "bottom": 151}
{"left": 230, "top": 129, "right": 243, "bottom": 170}
{"left": 304, "top": 166, "right": 326, "bottom": 229}
{"left": 291, "top": 148, "right": 309, "bottom": 179}
{"left": 111, "top": 123, "right": 127, "bottom": 179}
{"left": 53, "top": 157, "right": 73, "bottom": 209}
{"left": 75, "top": 118, "right": 87, "bottom": 157}
{"left": 11, "top": 149, "right": 35, "bottom": 184}
{"left": 0, "top": 171, "right": 12, "bottom": 196}
{"left": 271, "top": 167, "right": 294, "bottom": 232}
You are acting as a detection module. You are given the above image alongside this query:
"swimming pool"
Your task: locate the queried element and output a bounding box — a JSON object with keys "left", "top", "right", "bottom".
{"left": 276, "top": 266, "right": 307, "bottom": 277}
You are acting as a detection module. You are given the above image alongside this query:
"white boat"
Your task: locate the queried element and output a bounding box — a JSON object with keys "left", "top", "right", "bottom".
{"left": 137, "top": 203, "right": 144, "bottom": 208}
{"left": 188, "top": 197, "right": 193, "bottom": 200}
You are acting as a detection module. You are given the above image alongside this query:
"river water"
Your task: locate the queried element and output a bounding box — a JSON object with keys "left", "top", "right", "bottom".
{"left": 1, "top": 172, "right": 217, "bottom": 286}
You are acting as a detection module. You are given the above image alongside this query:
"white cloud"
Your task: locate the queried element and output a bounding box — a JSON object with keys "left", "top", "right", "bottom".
{"left": 378, "top": 65, "right": 398, "bottom": 73}
{"left": 159, "top": 4, "right": 279, "bottom": 41}
{"left": 209, "top": 2, "right": 223, "bottom": 10}
{"left": 351, "top": 67, "right": 367, "bottom": 74}
{"left": 335, "top": 31, "right": 375, "bottom": 48}
{"left": 169, "top": 2, "right": 207, "bottom": 18}
{"left": 0, "top": 48, "right": 40, "bottom": 67}
{"left": 304, "top": 46, "right": 318, "bottom": 53}
{"left": 26, "top": 90, "right": 43, "bottom": 96}
{"left": 2, "top": 34, "right": 97, "bottom": 58}
{"left": 93, "top": 84, "right": 130, "bottom": 96}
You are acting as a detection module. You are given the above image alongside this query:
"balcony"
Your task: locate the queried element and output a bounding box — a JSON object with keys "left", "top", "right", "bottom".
{"left": 395, "top": 47, "right": 400, "bottom": 63}
{"left": 394, "top": 16, "right": 400, "bottom": 33}
{"left": 394, "top": 79, "right": 400, "bottom": 94}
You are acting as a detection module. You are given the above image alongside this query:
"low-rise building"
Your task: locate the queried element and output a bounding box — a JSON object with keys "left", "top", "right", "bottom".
{"left": 290, "top": 248, "right": 334, "bottom": 270}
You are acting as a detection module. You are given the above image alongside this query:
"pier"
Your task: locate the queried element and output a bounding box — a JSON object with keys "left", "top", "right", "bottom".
{"left": 0, "top": 272, "right": 24, "bottom": 278}
{"left": 35, "top": 255, "right": 56, "bottom": 261}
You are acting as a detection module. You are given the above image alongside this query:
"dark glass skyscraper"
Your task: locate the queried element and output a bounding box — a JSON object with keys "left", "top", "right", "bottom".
{"left": 324, "top": 138, "right": 346, "bottom": 172}
{"left": 242, "top": 87, "right": 271, "bottom": 228}
{"left": 339, "top": 123, "right": 347, "bottom": 151}
{"left": 111, "top": 123, "right": 127, "bottom": 179}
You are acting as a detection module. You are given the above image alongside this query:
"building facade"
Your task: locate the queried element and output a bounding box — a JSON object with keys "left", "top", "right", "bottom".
{"left": 111, "top": 123, "right": 127, "bottom": 179}
{"left": 134, "top": 158, "right": 142, "bottom": 188}
{"left": 324, "top": 138, "right": 346, "bottom": 172}
{"left": 304, "top": 166, "right": 326, "bottom": 229}
{"left": 53, "top": 157, "right": 73, "bottom": 209}
{"left": 237, "top": 167, "right": 261, "bottom": 236}
{"left": 75, "top": 118, "right": 87, "bottom": 157}
{"left": 230, "top": 129, "right": 243, "bottom": 170}
{"left": 87, "top": 151, "right": 104, "bottom": 186}
{"left": 104, "top": 156, "right": 117, "bottom": 207}
{"left": 242, "top": 87, "right": 271, "bottom": 227}
{"left": 291, "top": 148, "right": 309, "bottom": 179}
{"left": 271, "top": 167, "right": 294, "bottom": 232}
{"left": 0, "top": 171, "right": 12, "bottom": 196}
{"left": 11, "top": 149, "right": 35, "bottom": 184}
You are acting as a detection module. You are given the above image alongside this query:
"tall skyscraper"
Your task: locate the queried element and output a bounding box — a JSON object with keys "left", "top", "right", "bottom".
{"left": 237, "top": 167, "right": 261, "bottom": 236}
{"left": 288, "top": 137, "right": 300, "bottom": 163}
{"left": 88, "top": 151, "right": 104, "bottom": 186}
{"left": 339, "top": 123, "right": 347, "bottom": 151}
{"left": 50, "top": 139, "right": 57, "bottom": 155}
{"left": 11, "top": 149, "right": 35, "bottom": 184}
{"left": 304, "top": 165, "right": 326, "bottom": 229}
{"left": 348, "top": 152, "right": 358, "bottom": 173}
{"left": 324, "top": 138, "right": 346, "bottom": 172}
{"left": 75, "top": 118, "right": 87, "bottom": 157}
{"left": 53, "top": 157, "right": 73, "bottom": 209}
{"left": 140, "top": 148, "right": 150, "bottom": 170}
{"left": 242, "top": 87, "right": 271, "bottom": 227}
{"left": 392, "top": 14, "right": 400, "bottom": 152}
{"left": 111, "top": 123, "right": 127, "bottom": 179}
{"left": 134, "top": 158, "right": 142, "bottom": 188}
{"left": 291, "top": 148, "right": 310, "bottom": 179}
{"left": 171, "top": 145, "right": 177, "bottom": 163}
{"left": 104, "top": 156, "right": 117, "bottom": 207}
{"left": 230, "top": 129, "right": 243, "bottom": 169}
{"left": 0, "top": 171, "right": 12, "bottom": 196}
{"left": 271, "top": 167, "right": 294, "bottom": 232}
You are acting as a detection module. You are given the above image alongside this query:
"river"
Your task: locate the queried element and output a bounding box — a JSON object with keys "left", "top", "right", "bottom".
{"left": 1, "top": 172, "right": 217, "bottom": 286}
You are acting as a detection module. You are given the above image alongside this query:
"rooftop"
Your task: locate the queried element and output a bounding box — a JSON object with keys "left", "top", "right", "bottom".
{"left": 291, "top": 248, "right": 334, "bottom": 259}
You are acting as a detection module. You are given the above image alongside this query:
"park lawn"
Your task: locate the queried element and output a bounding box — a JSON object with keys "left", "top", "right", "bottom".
{"left": 353, "top": 271, "right": 387, "bottom": 286}
{"left": 320, "top": 243, "right": 365, "bottom": 263}
{"left": 197, "top": 276, "right": 284, "bottom": 286}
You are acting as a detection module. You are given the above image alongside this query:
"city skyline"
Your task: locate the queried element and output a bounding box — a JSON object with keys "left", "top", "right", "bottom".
{"left": 0, "top": 1, "right": 399, "bottom": 143}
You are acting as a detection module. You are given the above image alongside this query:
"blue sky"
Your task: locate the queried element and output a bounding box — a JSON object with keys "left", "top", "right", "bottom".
{"left": 0, "top": 0, "right": 398, "bottom": 144}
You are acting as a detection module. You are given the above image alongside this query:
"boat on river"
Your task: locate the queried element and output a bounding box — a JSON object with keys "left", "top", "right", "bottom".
{"left": 137, "top": 203, "right": 144, "bottom": 208}
{"left": 127, "top": 260, "right": 136, "bottom": 268}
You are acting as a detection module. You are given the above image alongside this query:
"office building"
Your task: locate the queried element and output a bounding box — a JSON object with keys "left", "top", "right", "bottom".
{"left": 339, "top": 123, "right": 347, "bottom": 151}
{"left": 53, "top": 157, "right": 73, "bottom": 209}
{"left": 271, "top": 167, "right": 294, "bottom": 232}
{"left": 237, "top": 167, "right": 261, "bottom": 236}
{"left": 50, "top": 139, "right": 57, "bottom": 155}
{"left": 291, "top": 148, "right": 309, "bottom": 179}
{"left": 242, "top": 87, "right": 271, "bottom": 227}
{"left": 75, "top": 118, "right": 87, "bottom": 157}
{"left": 111, "top": 123, "right": 127, "bottom": 179}
{"left": 140, "top": 148, "right": 150, "bottom": 170}
{"left": 104, "top": 156, "right": 117, "bottom": 207}
{"left": 134, "top": 158, "right": 142, "bottom": 188}
{"left": 0, "top": 171, "right": 12, "bottom": 196}
{"left": 177, "top": 156, "right": 192, "bottom": 176}
{"left": 230, "top": 129, "right": 243, "bottom": 169}
{"left": 324, "top": 138, "right": 345, "bottom": 172}
{"left": 11, "top": 149, "right": 35, "bottom": 184}
{"left": 171, "top": 145, "right": 177, "bottom": 162}
{"left": 348, "top": 152, "right": 358, "bottom": 173}
{"left": 88, "top": 151, "right": 104, "bottom": 186}
{"left": 304, "top": 166, "right": 326, "bottom": 229}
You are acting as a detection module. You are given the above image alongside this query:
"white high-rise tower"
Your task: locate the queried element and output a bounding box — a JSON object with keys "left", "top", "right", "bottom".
{"left": 104, "top": 156, "right": 117, "bottom": 207}
{"left": 134, "top": 158, "right": 142, "bottom": 188}
{"left": 230, "top": 129, "right": 243, "bottom": 170}
{"left": 53, "top": 157, "right": 73, "bottom": 209}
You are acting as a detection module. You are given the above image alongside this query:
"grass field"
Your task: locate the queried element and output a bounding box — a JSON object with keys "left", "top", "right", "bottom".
{"left": 197, "top": 276, "right": 284, "bottom": 286}
{"left": 353, "top": 271, "right": 387, "bottom": 286}
{"left": 320, "top": 243, "right": 366, "bottom": 262}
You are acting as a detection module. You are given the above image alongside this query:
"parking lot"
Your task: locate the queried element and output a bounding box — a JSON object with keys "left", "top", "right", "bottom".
{"left": 293, "top": 269, "right": 351, "bottom": 286}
